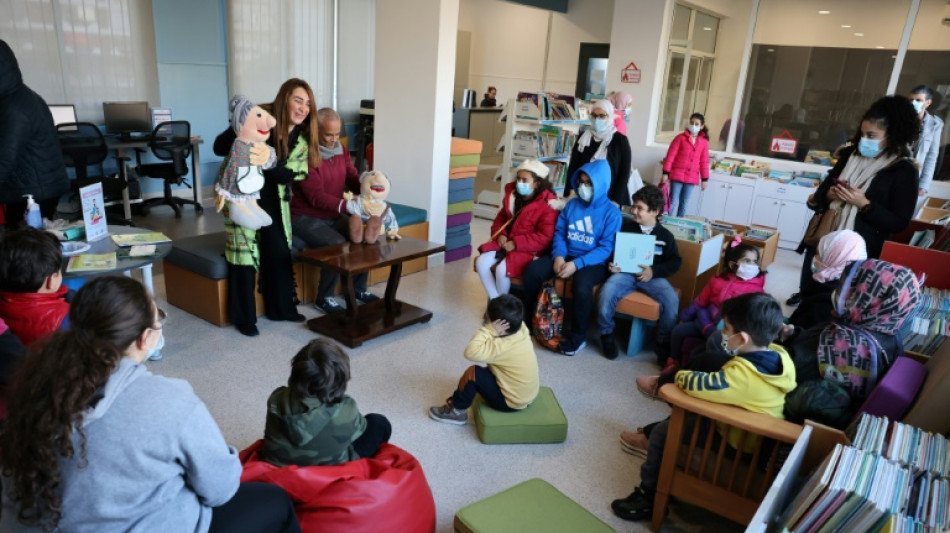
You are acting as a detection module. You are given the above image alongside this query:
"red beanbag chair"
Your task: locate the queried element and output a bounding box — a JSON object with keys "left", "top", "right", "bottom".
{"left": 239, "top": 440, "right": 436, "bottom": 533}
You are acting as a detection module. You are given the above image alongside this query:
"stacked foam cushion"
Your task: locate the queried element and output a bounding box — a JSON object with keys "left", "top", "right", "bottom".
{"left": 446, "top": 137, "right": 481, "bottom": 263}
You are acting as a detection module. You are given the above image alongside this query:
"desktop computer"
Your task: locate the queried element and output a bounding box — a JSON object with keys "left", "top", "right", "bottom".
{"left": 103, "top": 101, "right": 152, "bottom": 139}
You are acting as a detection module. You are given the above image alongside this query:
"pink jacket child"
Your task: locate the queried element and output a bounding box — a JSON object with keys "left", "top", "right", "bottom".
{"left": 662, "top": 130, "right": 710, "bottom": 186}
{"left": 679, "top": 272, "right": 766, "bottom": 336}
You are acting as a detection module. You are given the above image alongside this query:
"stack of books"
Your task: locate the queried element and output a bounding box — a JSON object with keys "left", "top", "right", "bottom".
{"left": 779, "top": 414, "right": 949, "bottom": 532}
{"left": 515, "top": 92, "right": 579, "bottom": 121}
{"left": 542, "top": 161, "right": 568, "bottom": 190}
{"left": 661, "top": 215, "right": 711, "bottom": 242}
{"left": 511, "top": 127, "right": 577, "bottom": 158}
{"left": 743, "top": 228, "right": 776, "bottom": 242}
{"left": 899, "top": 286, "right": 949, "bottom": 356}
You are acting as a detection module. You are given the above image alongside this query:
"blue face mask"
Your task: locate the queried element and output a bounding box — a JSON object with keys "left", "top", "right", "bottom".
{"left": 515, "top": 182, "right": 533, "bottom": 196}
{"left": 688, "top": 124, "right": 701, "bottom": 135}
{"left": 858, "top": 137, "right": 882, "bottom": 158}
{"left": 577, "top": 184, "right": 593, "bottom": 202}
{"left": 720, "top": 332, "right": 740, "bottom": 357}
{"left": 592, "top": 118, "right": 608, "bottom": 133}
{"left": 912, "top": 99, "right": 925, "bottom": 115}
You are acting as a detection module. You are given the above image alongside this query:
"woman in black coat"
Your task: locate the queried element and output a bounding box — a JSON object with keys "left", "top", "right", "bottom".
{"left": 565, "top": 99, "right": 632, "bottom": 206}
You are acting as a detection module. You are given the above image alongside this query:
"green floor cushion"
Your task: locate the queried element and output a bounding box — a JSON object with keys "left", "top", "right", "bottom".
{"left": 473, "top": 386, "right": 567, "bottom": 444}
{"left": 454, "top": 478, "right": 615, "bottom": 533}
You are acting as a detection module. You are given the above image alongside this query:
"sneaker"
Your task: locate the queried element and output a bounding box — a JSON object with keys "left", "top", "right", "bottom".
{"left": 315, "top": 297, "right": 345, "bottom": 314}
{"left": 601, "top": 332, "right": 619, "bottom": 360}
{"left": 428, "top": 404, "right": 468, "bottom": 425}
{"left": 786, "top": 292, "right": 802, "bottom": 306}
{"left": 619, "top": 429, "right": 649, "bottom": 458}
{"left": 147, "top": 350, "right": 163, "bottom": 362}
{"left": 356, "top": 291, "right": 380, "bottom": 304}
{"left": 558, "top": 338, "right": 587, "bottom": 356}
{"left": 611, "top": 487, "right": 655, "bottom": 522}
{"left": 236, "top": 323, "right": 260, "bottom": 337}
{"left": 636, "top": 375, "right": 660, "bottom": 400}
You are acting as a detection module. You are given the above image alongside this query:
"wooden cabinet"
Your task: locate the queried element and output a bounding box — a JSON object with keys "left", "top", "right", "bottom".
{"left": 698, "top": 177, "right": 754, "bottom": 225}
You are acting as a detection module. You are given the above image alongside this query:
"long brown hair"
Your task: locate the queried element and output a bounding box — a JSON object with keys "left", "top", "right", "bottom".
{"left": 270, "top": 78, "right": 321, "bottom": 167}
{"left": 0, "top": 276, "right": 155, "bottom": 529}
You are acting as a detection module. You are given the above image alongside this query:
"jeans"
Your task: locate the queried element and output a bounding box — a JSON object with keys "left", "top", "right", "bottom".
{"left": 596, "top": 273, "right": 679, "bottom": 343}
{"left": 291, "top": 215, "right": 368, "bottom": 301}
{"left": 449, "top": 365, "right": 515, "bottom": 412}
{"left": 522, "top": 255, "right": 609, "bottom": 345}
{"left": 669, "top": 181, "right": 697, "bottom": 217}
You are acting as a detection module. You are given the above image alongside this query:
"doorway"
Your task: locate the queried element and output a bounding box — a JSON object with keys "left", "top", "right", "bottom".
{"left": 576, "top": 43, "right": 610, "bottom": 100}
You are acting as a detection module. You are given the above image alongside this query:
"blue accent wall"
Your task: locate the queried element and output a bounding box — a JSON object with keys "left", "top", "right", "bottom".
{"left": 147, "top": 0, "right": 229, "bottom": 194}
{"left": 506, "top": 0, "right": 568, "bottom": 13}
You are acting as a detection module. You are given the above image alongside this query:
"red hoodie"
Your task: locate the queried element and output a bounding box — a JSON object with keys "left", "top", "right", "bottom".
{"left": 0, "top": 284, "right": 70, "bottom": 346}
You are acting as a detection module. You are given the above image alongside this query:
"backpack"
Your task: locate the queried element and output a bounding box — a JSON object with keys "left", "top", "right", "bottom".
{"left": 532, "top": 280, "right": 564, "bottom": 351}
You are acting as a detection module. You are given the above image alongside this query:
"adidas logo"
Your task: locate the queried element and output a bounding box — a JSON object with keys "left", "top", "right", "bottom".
{"left": 567, "top": 216, "right": 595, "bottom": 245}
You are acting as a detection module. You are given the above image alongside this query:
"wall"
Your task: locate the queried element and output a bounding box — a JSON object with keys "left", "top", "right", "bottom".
{"left": 456, "top": 0, "right": 613, "bottom": 102}
{"left": 338, "top": 0, "right": 376, "bottom": 123}
{"left": 150, "top": 0, "right": 229, "bottom": 196}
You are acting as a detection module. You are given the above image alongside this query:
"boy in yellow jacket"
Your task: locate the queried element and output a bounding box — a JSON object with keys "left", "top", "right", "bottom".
{"left": 611, "top": 292, "right": 796, "bottom": 521}
{"left": 430, "top": 294, "right": 539, "bottom": 425}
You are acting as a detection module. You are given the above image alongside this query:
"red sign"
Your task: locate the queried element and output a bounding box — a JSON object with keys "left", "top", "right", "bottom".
{"left": 770, "top": 130, "right": 798, "bottom": 155}
{"left": 621, "top": 62, "right": 641, "bottom": 84}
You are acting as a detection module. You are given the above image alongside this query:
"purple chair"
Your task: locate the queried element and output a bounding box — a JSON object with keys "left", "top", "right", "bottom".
{"left": 857, "top": 356, "right": 928, "bottom": 421}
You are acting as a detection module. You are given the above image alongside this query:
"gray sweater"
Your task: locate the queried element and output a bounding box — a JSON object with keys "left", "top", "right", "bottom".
{"left": 1, "top": 358, "right": 242, "bottom": 532}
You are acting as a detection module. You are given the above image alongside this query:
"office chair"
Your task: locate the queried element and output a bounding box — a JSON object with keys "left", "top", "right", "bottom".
{"left": 57, "top": 122, "right": 134, "bottom": 225}
{"left": 136, "top": 120, "right": 203, "bottom": 218}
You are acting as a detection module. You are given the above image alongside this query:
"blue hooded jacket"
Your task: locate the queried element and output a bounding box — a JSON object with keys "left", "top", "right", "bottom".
{"left": 551, "top": 159, "right": 622, "bottom": 269}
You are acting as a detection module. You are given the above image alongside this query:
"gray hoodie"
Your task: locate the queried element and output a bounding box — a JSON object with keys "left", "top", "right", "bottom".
{"left": 1, "top": 358, "right": 242, "bottom": 532}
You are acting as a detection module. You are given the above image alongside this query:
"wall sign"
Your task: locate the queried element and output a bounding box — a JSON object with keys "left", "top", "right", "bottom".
{"left": 770, "top": 130, "right": 798, "bottom": 155}
{"left": 621, "top": 62, "right": 641, "bottom": 84}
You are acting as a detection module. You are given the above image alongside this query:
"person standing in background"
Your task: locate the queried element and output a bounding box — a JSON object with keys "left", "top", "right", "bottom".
{"left": 606, "top": 91, "right": 632, "bottom": 136}
{"left": 564, "top": 99, "right": 632, "bottom": 206}
{"left": 480, "top": 86, "right": 497, "bottom": 108}
{"left": 909, "top": 85, "right": 944, "bottom": 204}
{"left": 0, "top": 41, "right": 69, "bottom": 228}
{"left": 661, "top": 113, "right": 710, "bottom": 217}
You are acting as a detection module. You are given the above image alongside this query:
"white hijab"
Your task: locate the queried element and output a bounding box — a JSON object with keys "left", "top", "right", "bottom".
{"left": 577, "top": 99, "right": 617, "bottom": 162}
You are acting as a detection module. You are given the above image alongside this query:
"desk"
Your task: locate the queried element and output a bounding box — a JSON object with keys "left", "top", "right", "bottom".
{"left": 63, "top": 225, "right": 173, "bottom": 294}
{"left": 297, "top": 237, "right": 445, "bottom": 347}
{"left": 105, "top": 136, "right": 204, "bottom": 220}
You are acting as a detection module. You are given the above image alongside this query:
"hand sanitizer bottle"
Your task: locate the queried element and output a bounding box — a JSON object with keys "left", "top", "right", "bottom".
{"left": 23, "top": 195, "right": 42, "bottom": 229}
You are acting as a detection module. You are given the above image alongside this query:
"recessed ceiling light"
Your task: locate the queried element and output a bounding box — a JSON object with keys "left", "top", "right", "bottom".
{"left": 767, "top": 48, "right": 775, "bottom": 52}
{"left": 818, "top": 10, "right": 830, "bottom": 14}
{"left": 854, "top": 32, "right": 864, "bottom": 37}
{"left": 875, "top": 45, "right": 885, "bottom": 49}
{"left": 703, "top": 26, "right": 712, "bottom": 31}
{"left": 841, "top": 24, "right": 852, "bottom": 28}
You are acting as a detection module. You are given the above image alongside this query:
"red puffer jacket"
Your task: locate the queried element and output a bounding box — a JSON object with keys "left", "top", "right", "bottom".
{"left": 663, "top": 130, "right": 710, "bottom": 185}
{"left": 0, "top": 285, "right": 70, "bottom": 346}
{"left": 478, "top": 184, "right": 558, "bottom": 278}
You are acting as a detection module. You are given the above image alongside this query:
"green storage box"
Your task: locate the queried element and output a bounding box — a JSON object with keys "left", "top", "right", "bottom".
{"left": 454, "top": 478, "right": 615, "bottom": 533}
{"left": 473, "top": 386, "right": 567, "bottom": 444}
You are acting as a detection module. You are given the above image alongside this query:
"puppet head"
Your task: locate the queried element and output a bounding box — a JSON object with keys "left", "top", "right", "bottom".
{"left": 360, "top": 170, "right": 391, "bottom": 201}
{"left": 230, "top": 94, "right": 276, "bottom": 144}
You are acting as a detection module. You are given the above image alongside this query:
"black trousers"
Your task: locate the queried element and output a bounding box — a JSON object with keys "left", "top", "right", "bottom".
{"left": 351, "top": 413, "right": 393, "bottom": 458}
{"left": 521, "top": 255, "right": 608, "bottom": 345}
{"left": 449, "top": 365, "right": 515, "bottom": 412}
{"left": 228, "top": 264, "right": 258, "bottom": 327}
{"left": 210, "top": 482, "right": 300, "bottom": 533}
{"left": 291, "top": 215, "right": 368, "bottom": 302}
{"left": 258, "top": 185, "right": 300, "bottom": 320}
{"left": 797, "top": 246, "right": 817, "bottom": 294}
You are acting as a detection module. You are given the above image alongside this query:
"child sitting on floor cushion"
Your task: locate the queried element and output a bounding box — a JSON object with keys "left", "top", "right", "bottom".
{"left": 429, "top": 294, "right": 539, "bottom": 425}
{"left": 261, "top": 339, "right": 391, "bottom": 466}
{"left": 610, "top": 292, "right": 796, "bottom": 522}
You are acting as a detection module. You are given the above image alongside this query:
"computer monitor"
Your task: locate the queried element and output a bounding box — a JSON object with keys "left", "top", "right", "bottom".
{"left": 103, "top": 101, "right": 151, "bottom": 138}
{"left": 49, "top": 104, "right": 77, "bottom": 130}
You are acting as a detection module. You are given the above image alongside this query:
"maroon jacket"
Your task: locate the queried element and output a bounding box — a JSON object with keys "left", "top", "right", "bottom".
{"left": 0, "top": 284, "right": 69, "bottom": 346}
{"left": 478, "top": 184, "right": 558, "bottom": 278}
{"left": 290, "top": 145, "right": 361, "bottom": 220}
{"left": 663, "top": 130, "right": 710, "bottom": 185}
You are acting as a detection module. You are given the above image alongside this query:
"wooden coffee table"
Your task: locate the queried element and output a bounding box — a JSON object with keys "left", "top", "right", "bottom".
{"left": 297, "top": 237, "right": 446, "bottom": 347}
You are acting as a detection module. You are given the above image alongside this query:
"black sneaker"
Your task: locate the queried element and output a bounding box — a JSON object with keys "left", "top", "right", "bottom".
{"left": 315, "top": 297, "right": 345, "bottom": 314}
{"left": 786, "top": 292, "right": 801, "bottom": 306}
{"left": 236, "top": 323, "right": 260, "bottom": 337}
{"left": 601, "top": 333, "right": 619, "bottom": 360}
{"left": 356, "top": 291, "right": 380, "bottom": 304}
{"left": 611, "top": 487, "right": 655, "bottom": 522}
{"left": 558, "top": 338, "right": 587, "bottom": 356}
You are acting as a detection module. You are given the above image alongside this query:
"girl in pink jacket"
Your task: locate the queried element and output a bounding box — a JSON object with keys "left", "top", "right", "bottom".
{"left": 661, "top": 113, "right": 710, "bottom": 216}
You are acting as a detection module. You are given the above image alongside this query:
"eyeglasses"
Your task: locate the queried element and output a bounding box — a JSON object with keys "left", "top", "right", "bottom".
{"left": 590, "top": 112, "right": 609, "bottom": 119}
{"left": 150, "top": 308, "right": 167, "bottom": 331}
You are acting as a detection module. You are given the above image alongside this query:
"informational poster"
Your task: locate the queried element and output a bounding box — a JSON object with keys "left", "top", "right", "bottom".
{"left": 770, "top": 130, "right": 798, "bottom": 155}
{"left": 79, "top": 182, "right": 109, "bottom": 242}
{"left": 621, "top": 62, "right": 642, "bottom": 84}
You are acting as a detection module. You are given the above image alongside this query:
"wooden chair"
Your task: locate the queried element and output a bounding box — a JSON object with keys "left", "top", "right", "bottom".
{"left": 651, "top": 384, "right": 846, "bottom": 531}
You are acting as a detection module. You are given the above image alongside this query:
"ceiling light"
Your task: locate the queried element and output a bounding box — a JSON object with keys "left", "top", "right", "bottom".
{"left": 875, "top": 45, "right": 885, "bottom": 49}
{"left": 703, "top": 27, "right": 712, "bottom": 31}
{"left": 767, "top": 48, "right": 775, "bottom": 52}
{"left": 841, "top": 24, "right": 852, "bottom": 28}
{"left": 854, "top": 32, "right": 864, "bottom": 36}
{"left": 818, "top": 10, "right": 830, "bottom": 14}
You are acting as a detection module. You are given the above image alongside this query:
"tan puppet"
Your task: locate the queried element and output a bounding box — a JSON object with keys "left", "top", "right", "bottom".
{"left": 342, "top": 170, "right": 401, "bottom": 244}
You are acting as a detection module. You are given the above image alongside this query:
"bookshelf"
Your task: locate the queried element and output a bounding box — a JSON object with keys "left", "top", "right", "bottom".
{"left": 473, "top": 96, "right": 587, "bottom": 220}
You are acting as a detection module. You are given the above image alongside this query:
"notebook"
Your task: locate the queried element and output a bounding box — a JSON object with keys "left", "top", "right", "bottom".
{"left": 614, "top": 232, "right": 656, "bottom": 274}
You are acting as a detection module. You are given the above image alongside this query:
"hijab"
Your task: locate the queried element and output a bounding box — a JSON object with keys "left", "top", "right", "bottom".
{"left": 812, "top": 230, "right": 867, "bottom": 283}
{"left": 816, "top": 259, "right": 920, "bottom": 401}
{"left": 576, "top": 99, "right": 617, "bottom": 162}
{"left": 606, "top": 91, "right": 632, "bottom": 111}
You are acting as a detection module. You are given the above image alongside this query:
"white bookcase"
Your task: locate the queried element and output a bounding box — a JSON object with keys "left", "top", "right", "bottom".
{"left": 473, "top": 98, "right": 587, "bottom": 220}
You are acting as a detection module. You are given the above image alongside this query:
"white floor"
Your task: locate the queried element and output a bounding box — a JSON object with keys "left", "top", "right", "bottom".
{"left": 137, "top": 203, "right": 805, "bottom": 533}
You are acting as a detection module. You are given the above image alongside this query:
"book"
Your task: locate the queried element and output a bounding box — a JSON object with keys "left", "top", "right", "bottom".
{"left": 79, "top": 182, "right": 108, "bottom": 242}
{"left": 66, "top": 252, "right": 117, "bottom": 273}
{"left": 111, "top": 232, "right": 172, "bottom": 247}
{"left": 116, "top": 245, "right": 161, "bottom": 259}
{"left": 613, "top": 232, "right": 656, "bottom": 274}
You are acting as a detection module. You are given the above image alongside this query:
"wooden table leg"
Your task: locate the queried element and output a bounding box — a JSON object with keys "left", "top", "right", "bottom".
{"left": 384, "top": 262, "right": 403, "bottom": 314}
{"left": 342, "top": 272, "right": 359, "bottom": 319}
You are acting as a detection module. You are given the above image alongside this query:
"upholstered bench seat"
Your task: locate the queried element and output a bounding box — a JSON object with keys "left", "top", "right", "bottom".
{"left": 454, "top": 478, "right": 615, "bottom": 533}
{"left": 472, "top": 386, "right": 567, "bottom": 444}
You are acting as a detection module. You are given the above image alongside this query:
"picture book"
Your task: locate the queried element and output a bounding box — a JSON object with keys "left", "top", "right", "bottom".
{"left": 614, "top": 232, "right": 656, "bottom": 274}
{"left": 66, "top": 252, "right": 117, "bottom": 273}
{"left": 79, "top": 182, "right": 108, "bottom": 242}
{"left": 111, "top": 232, "right": 172, "bottom": 247}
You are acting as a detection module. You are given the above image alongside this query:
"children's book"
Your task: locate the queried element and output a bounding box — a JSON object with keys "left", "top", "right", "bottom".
{"left": 66, "top": 252, "right": 117, "bottom": 273}
{"left": 614, "top": 232, "right": 656, "bottom": 274}
{"left": 111, "top": 232, "right": 172, "bottom": 247}
{"left": 79, "top": 182, "right": 108, "bottom": 242}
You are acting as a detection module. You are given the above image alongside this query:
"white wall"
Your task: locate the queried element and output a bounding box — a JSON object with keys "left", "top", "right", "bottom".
{"left": 338, "top": 0, "right": 376, "bottom": 123}
{"left": 456, "top": 0, "right": 613, "bottom": 101}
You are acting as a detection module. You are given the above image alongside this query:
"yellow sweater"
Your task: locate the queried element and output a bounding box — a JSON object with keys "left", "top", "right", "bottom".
{"left": 463, "top": 323, "right": 540, "bottom": 409}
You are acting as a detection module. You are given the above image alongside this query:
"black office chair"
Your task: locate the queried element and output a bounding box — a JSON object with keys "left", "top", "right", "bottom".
{"left": 136, "top": 120, "right": 203, "bottom": 218}
{"left": 57, "top": 122, "right": 134, "bottom": 225}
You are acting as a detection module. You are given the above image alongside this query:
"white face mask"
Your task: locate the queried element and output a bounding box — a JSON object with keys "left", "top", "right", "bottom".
{"left": 736, "top": 263, "right": 760, "bottom": 280}
{"left": 592, "top": 118, "right": 608, "bottom": 133}
{"left": 720, "top": 332, "right": 740, "bottom": 357}
{"left": 688, "top": 124, "right": 701, "bottom": 135}
{"left": 577, "top": 184, "right": 593, "bottom": 202}
{"left": 912, "top": 99, "right": 925, "bottom": 115}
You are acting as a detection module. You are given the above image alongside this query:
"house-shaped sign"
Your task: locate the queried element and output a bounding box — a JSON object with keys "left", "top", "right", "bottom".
{"left": 770, "top": 130, "right": 798, "bottom": 155}
{"left": 621, "top": 62, "right": 641, "bottom": 84}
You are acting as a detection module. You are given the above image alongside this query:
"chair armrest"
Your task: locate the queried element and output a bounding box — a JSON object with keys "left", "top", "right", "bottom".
{"left": 658, "top": 384, "right": 802, "bottom": 443}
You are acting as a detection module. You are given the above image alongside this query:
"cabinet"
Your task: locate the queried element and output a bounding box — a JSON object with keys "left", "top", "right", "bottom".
{"left": 751, "top": 197, "right": 809, "bottom": 248}
{"left": 697, "top": 178, "right": 754, "bottom": 225}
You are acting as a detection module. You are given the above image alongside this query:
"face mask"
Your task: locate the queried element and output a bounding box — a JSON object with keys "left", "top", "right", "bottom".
{"left": 736, "top": 263, "right": 760, "bottom": 280}
{"left": 912, "top": 100, "right": 925, "bottom": 115}
{"left": 592, "top": 118, "right": 608, "bottom": 133}
{"left": 624, "top": 108, "right": 631, "bottom": 117}
{"left": 858, "top": 137, "right": 882, "bottom": 158}
{"left": 720, "top": 333, "right": 740, "bottom": 357}
{"left": 148, "top": 329, "right": 165, "bottom": 359}
{"left": 515, "top": 182, "right": 533, "bottom": 196}
{"left": 688, "top": 124, "right": 701, "bottom": 135}
{"left": 577, "top": 184, "right": 593, "bottom": 202}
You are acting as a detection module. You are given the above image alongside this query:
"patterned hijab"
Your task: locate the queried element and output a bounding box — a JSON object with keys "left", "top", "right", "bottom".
{"left": 816, "top": 259, "right": 920, "bottom": 401}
